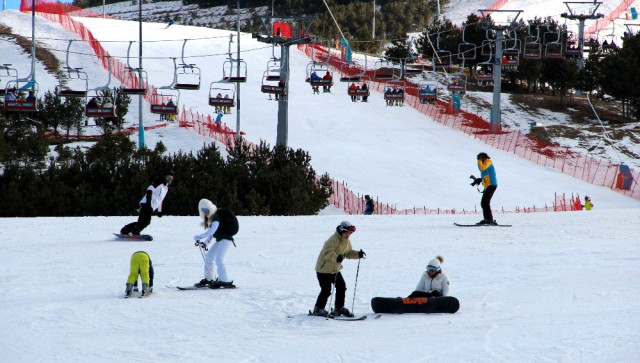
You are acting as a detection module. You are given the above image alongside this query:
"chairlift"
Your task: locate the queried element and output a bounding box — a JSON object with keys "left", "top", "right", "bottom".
{"left": 346, "top": 75, "right": 371, "bottom": 101}
{"left": 306, "top": 62, "right": 333, "bottom": 93}
{"left": 564, "top": 33, "right": 582, "bottom": 59}
{"left": 339, "top": 60, "right": 365, "bottom": 82}
{"left": 222, "top": 34, "right": 247, "bottom": 83}
{"left": 501, "top": 31, "right": 520, "bottom": 71}
{"left": 209, "top": 83, "right": 236, "bottom": 114}
{"left": 544, "top": 26, "right": 563, "bottom": 58}
{"left": 173, "top": 40, "right": 202, "bottom": 90}
{"left": 523, "top": 25, "right": 542, "bottom": 59}
{"left": 261, "top": 71, "right": 285, "bottom": 100}
{"left": 373, "top": 58, "right": 399, "bottom": 80}
{"left": 57, "top": 41, "right": 89, "bottom": 98}
{"left": 265, "top": 58, "right": 281, "bottom": 81}
{"left": 0, "top": 64, "right": 19, "bottom": 97}
{"left": 417, "top": 76, "right": 438, "bottom": 104}
{"left": 447, "top": 73, "right": 467, "bottom": 93}
{"left": 432, "top": 32, "right": 452, "bottom": 69}
{"left": 86, "top": 56, "right": 116, "bottom": 118}
{"left": 457, "top": 25, "right": 477, "bottom": 61}
{"left": 150, "top": 88, "right": 179, "bottom": 116}
{"left": 3, "top": 79, "right": 38, "bottom": 112}
{"left": 222, "top": 59, "right": 248, "bottom": 83}
{"left": 119, "top": 41, "right": 148, "bottom": 95}
{"left": 404, "top": 56, "right": 424, "bottom": 75}
{"left": 382, "top": 79, "right": 406, "bottom": 106}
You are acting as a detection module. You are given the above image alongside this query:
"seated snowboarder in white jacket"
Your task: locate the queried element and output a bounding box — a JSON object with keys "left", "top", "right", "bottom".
{"left": 408, "top": 256, "right": 450, "bottom": 298}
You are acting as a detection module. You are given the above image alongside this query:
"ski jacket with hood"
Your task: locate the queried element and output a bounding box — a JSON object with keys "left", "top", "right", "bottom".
{"left": 315, "top": 231, "right": 360, "bottom": 274}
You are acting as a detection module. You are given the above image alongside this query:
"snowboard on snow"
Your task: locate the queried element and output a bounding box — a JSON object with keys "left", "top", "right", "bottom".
{"left": 113, "top": 233, "right": 153, "bottom": 241}
{"left": 166, "top": 283, "right": 236, "bottom": 290}
{"left": 454, "top": 223, "right": 511, "bottom": 227}
{"left": 371, "top": 296, "right": 460, "bottom": 314}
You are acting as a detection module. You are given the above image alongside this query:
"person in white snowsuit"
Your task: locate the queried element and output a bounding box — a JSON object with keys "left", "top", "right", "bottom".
{"left": 120, "top": 172, "right": 173, "bottom": 235}
{"left": 408, "top": 256, "right": 450, "bottom": 298}
{"left": 193, "top": 199, "right": 236, "bottom": 288}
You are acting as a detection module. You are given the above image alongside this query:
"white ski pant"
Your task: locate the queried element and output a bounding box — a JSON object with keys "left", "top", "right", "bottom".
{"left": 204, "top": 239, "right": 232, "bottom": 282}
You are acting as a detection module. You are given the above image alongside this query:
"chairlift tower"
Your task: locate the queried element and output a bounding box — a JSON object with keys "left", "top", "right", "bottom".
{"left": 255, "top": 16, "right": 315, "bottom": 147}
{"left": 478, "top": 9, "right": 522, "bottom": 133}
{"left": 561, "top": 2, "right": 604, "bottom": 71}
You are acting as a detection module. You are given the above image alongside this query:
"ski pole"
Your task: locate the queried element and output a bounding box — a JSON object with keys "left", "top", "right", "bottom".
{"left": 197, "top": 240, "right": 216, "bottom": 282}
{"left": 327, "top": 269, "right": 339, "bottom": 319}
{"left": 350, "top": 258, "right": 361, "bottom": 314}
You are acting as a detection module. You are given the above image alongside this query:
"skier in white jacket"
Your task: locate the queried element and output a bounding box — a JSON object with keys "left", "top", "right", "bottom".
{"left": 120, "top": 172, "right": 173, "bottom": 236}
{"left": 408, "top": 256, "right": 450, "bottom": 298}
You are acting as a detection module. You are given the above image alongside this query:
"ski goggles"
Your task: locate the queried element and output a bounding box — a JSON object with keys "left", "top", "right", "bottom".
{"left": 200, "top": 208, "right": 210, "bottom": 213}
{"left": 427, "top": 265, "right": 440, "bottom": 273}
{"left": 165, "top": 175, "right": 174, "bottom": 183}
{"left": 345, "top": 225, "right": 356, "bottom": 232}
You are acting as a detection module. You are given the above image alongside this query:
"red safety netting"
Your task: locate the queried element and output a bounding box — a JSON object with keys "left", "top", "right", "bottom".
{"left": 20, "top": 1, "right": 637, "bottom": 215}
{"left": 298, "top": 42, "right": 639, "bottom": 214}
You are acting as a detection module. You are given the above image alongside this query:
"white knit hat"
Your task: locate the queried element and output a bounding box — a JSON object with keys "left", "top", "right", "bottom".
{"left": 198, "top": 199, "right": 217, "bottom": 218}
{"left": 427, "top": 256, "right": 444, "bottom": 271}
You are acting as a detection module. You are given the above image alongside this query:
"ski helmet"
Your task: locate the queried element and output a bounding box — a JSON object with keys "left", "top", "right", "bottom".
{"left": 477, "top": 152, "right": 489, "bottom": 160}
{"left": 336, "top": 221, "right": 356, "bottom": 234}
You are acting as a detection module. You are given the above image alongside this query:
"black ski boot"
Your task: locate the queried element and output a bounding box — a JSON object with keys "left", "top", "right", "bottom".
{"left": 330, "top": 307, "right": 354, "bottom": 318}
{"left": 194, "top": 279, "right": 212, "bottom": 288}
{"left": 311, "top": 306, "right": 329, "bottom": 317}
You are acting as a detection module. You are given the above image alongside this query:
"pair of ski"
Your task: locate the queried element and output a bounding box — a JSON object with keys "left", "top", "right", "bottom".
{"left": 165, "top": 284, "right": 236, "bottom": 291}
{"left": 454, "top": 222, "right": 511, "bottom": 227}
{"left": 286, "top": 312, "right": 381, "bottom": 321}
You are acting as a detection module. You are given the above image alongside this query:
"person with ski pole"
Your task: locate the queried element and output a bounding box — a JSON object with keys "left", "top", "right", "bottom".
{"left": 311, "top": 221, "right": 366, "bottom": 318}
{"left": 471, "top": 152, "right": 498, "bottom": 225}
{"left": 192, "top": 199, "right": 238, "bottom": 289}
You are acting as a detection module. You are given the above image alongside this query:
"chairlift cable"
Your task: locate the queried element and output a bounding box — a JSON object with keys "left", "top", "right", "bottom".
{"left": 586, "top": 93, "right": 624, "bottom": 164}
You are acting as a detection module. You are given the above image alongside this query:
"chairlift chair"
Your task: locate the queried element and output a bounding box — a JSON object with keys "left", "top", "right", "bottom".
{"left": 347, "top": 76, "right": 371, "bottom": 99}
{"left": 119, "top": 67, "right": 148, "bottom": 95}
{"left": 57, "top": 41, "right": 89, "bottom": 98}
{"left": 543, "top": 26, "right": 563, "bottom": 58}
{"left": 119, "top": 42, "right": 148, "bottom": 95}
{"left": 58, "top": 67, "right": 89, "bottom": 97}
{"left": 523, "top": 26, "right": 542, "bottom": 60}
{"left": 447, "top": 73, "right": 467, "bottom": 93}
{"left": 501, "top": 32, "right": 520, "bottom": 71}
{"left": 383, "top": 79, "right": 406, "bottom": 105}
{"left": 458, "top": 25, "right": 477, "bottom": 61}
{"left": 150, "top": 88, "right": 179, "bottom": 115}
{"left": 3, "top": 79, "right": 38, "bottom": 112}
{"left": 373, "top": 59, "right": 398, "bottom": 80}
{"left": 209, "top": 83, "right": 236, "bottom": 113}
{"left": 418, "top": 78, "right": 438, "bottom": 104}
{"left": 85, "top": 89, "right": 116, "bottom": 118}
{"left": 261, "top": 71, "right": 285, "bottom": 99}
{"left": 265, "top": 58, "right": 281, "bottom": 81}
{"left": 475, "top": 62, "right": 494, "bottom": 86}
{"left": 85, "top": 56, "right": 116, "bottom": 118}
{"left": 0, "top": 64, "right": 19, "bottom": 97}
{"left": 222, "top": 59, "right": 248, "bottom": 83}
{"left": 306, "top": 62, "right": 333, "bottom": 92}
{"left": 404, "top": 57, "right": 424, "bottom": 75}
{"left": 339, "top": 61, "right": 365, "bottom": 82}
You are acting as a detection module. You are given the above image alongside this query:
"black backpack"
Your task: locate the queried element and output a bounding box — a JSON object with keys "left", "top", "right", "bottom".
{"left": 217, "top": 208, "right": 239, "bottom": 236}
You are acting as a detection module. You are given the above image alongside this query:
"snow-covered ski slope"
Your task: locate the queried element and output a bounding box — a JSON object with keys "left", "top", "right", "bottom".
{"left": 1, "top": 10, "right": 638, "bottom": 211}
{"left": 1, "top": 7, "right": 639, "bottom": 363}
